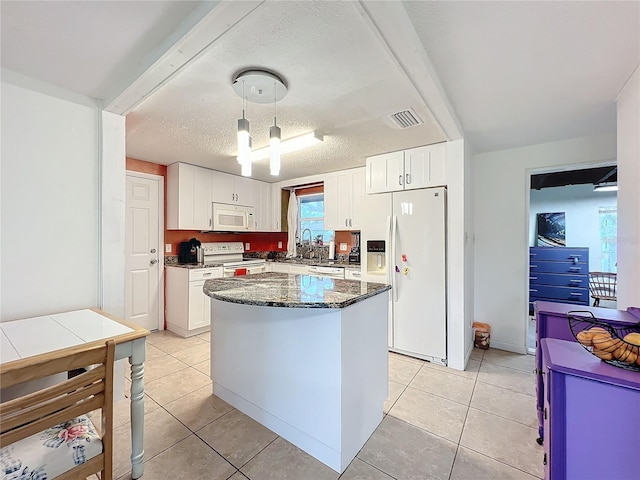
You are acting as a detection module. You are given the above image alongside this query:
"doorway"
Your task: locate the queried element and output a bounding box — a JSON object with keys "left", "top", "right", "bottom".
{"left": 125, "top": 171, "right": 164, "bottom": 331}
{"left": 526, "top": 165, "right": 618, "bottom": 352}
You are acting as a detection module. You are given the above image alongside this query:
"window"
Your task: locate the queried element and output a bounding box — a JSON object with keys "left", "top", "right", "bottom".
{"left": 599, "top": 206, "right": 617, "bottom": 272}
{"left": 298, "top": 193, "right": 333, "bottom": 245}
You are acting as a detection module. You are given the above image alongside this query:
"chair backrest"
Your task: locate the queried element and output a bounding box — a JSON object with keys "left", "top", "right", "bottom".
{"left": 588, "top": 272, "right": 618, "bottom": 300}
{"left": 0, "top": 339, "right": 115, "bottom": 479}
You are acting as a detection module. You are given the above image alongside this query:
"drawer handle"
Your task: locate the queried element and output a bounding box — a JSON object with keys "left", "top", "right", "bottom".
{"left": 569, "top": 292, "right": 582, "bottom": 296}
{"left": 203, "top": 273, "right": 212, "bottom": 277}
{"left": 530, "top": 264, "right": 538, "bottom": 269}
{"left": 569, "top": 267, "right": 580, "bottom": 272}
{"left": 530, "top": 289, "right": 538, "bottom": 293}
{"left": 529, "top": 276, "right": 537, "bottom": 280}
{"left": 569, "top": 279, "right": 581, "bottom": 283}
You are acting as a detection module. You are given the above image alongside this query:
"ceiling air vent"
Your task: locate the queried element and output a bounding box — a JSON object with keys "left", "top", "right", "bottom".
{"left": 386, "top": 108, "right": 423, "bottom": 129}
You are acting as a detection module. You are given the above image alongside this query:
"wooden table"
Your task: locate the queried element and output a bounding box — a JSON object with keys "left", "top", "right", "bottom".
{"left": 0, "top": 308, "right": 149, "bottom": 479}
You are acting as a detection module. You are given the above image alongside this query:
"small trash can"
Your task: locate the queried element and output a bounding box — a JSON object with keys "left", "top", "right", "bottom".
{"left": 473, "top": 322, "right": 491, "bottom": 350}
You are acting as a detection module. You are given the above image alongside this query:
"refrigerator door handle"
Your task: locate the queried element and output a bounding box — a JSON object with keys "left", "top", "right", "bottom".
{"left": 391, "top": 214, "right": 398, "bottom": 302}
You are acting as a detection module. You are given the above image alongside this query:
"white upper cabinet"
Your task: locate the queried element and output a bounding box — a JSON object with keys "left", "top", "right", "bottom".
{"left": 324, "top": 168, "right": 365, "bottom": 231}
{"left": 211, "top": 171, "right": 257, "bottom": 206}
{"left": 167, "top": 162, "right": 213, "bottom": 230}
{"left": 365, "top": 151, "right": 404, "bottom": 194}
{"left": 366, "top": 143, "right": 447, "bottom": 194}
{"left": 168, "top": 163, "right": 274, "bottom": 231}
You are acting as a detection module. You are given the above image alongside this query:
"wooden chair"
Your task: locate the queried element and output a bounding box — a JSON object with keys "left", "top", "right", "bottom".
{"left": 0, "top": 340, "right": 115, "bottom": 479}
{"left": 588, "top": 272, "right": 617, "bottom": 306}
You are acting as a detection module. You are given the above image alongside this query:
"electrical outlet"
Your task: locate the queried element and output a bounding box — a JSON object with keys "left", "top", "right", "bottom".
{"left": 245, "top": 242, "right": 250, "bottom": 250}
{"left": 340, "top": 243, "right": 347, "bottom": 251}
{"left": 278, "top": 241, "right": 283, "bottom": 248}
{"left": 165, "top": 244, "right": 172, "bottom": 253}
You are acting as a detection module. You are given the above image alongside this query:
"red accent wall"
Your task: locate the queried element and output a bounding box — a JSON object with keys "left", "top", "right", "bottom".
{"left": 126, "top": 158, "right": 288, "bottom": 255}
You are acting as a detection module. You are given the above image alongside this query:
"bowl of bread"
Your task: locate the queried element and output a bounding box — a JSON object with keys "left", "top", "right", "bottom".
{"left": 569, "top": 311, "right": 640, "bottom": 371}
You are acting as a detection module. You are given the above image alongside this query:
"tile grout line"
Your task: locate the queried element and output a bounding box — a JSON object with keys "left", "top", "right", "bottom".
{"left": 447, "top": 351, "right": 483, "bottom": 479}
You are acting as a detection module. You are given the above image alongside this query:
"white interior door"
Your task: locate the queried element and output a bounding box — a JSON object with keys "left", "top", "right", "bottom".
{"left": 125, "top": 172, "right": 163, "bottom": 331}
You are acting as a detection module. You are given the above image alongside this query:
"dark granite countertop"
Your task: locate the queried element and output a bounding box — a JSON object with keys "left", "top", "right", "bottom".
{"left": 203, "top": 272, "right": 389, "bottom": 309}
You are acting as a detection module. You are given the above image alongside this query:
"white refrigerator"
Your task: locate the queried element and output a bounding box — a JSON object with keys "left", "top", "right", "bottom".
{"left": 361, "top": 187, "right": 447, "bottom": 365}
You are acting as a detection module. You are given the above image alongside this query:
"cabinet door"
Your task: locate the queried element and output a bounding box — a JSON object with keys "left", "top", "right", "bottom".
{"left": 366, "top": 151, "right": 404, "bottom": 193}
{"left": 188, "top": 280, "right": 210, "bottom": 329}
{"left": 289, "top": 264, "right": 309, "bottom": 274}
{"left": 404, "top": 146, "right": 430, "bottom": 190}
{"left": 405, "top": 143, "right": 447, "bottom": 190}
{"left": 271, "top": 263, "right": 290, "bottom": 273}
{"left": 337, "top": 173, "right": 353, "bottom": 229}
{"left": 427, "top": 143, "right": 447, "bottom": 187}
{"left": 271, "top": 182, "right": 282, "bottom": 232}
{"left": 211, "top": 171, "right": 236, "bottom": 204}
{"left": 323, "top": 174, "right": 340, "bottom": 231}
{"left": 350, "top": 169, "right": 365, "bottom": 230}
{"left": 255, "top": 182, "right": 271, "bottom": 231}
{"left": 234, "top": 175, "right": 256, "bottom": 206}
{"left": 193, "top": 168, "right": 212, "bottom": 230}
{"left": 167, "top": 163, "right": 211, "bottom": 230}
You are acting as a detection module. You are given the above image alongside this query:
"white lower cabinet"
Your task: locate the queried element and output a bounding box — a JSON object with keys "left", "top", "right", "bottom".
{"left": 166, "top": 266, "right": 222, "bottom": 337}
{"left": 289, "top": 264, "right": 309, "bottom": 274}
{"left": 345, "top": 268, "right": 362, "bottom": 280}
{"left": 269, "top": 263, "right": 291, "bottom": 273}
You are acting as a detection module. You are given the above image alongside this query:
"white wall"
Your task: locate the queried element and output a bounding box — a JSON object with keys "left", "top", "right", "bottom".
{"left": 529, "top": 184, "right": 617, "bottom": 272}
{"left": 1, "top": 81, "right": 100, "bottom": 320}
{"left": 473, "top": 133, "right": 617, "bottom": 353}
{"left": 616, "top": 67, "right": 640, "bottom": 309}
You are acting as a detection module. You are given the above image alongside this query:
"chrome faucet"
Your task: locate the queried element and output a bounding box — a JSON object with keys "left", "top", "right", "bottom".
{"left": 301, "top": 228, "right": 313, "bottom": 247}
{"left": 301, "top": 228, "right": 313, "bottom": 258}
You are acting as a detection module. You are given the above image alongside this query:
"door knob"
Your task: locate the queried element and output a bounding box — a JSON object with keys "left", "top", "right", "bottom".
{"left": 150, "top": 259, "right": 158, "bottom": 265}
{"left": 150, "top": 248, "right": 156, "bottom": 254}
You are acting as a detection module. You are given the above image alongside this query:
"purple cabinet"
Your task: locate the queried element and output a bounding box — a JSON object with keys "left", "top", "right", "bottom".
{"left": 541, "top": 339, "right": 640, "bottom": 480}
{"left": 534, "top": 301, "right": 640, "bottom": 442}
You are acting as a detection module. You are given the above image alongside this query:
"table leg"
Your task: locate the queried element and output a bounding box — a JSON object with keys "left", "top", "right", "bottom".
{"left": 130, "top": 338, "right": 146, "bottom": 479}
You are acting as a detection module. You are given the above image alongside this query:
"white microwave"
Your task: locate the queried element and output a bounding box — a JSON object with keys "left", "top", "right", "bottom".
{"left": 211, "top": 202, "right": 255, "bottom": 232}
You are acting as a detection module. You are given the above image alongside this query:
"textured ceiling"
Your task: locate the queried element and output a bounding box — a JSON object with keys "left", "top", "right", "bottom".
{"left": 1, "top": 1, "right": 638, "bottom": 183}
{"left": 124, "top": 1, "right": 446, "bottom": 181}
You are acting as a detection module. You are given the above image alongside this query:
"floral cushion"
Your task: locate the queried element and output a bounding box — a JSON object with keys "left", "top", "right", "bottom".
{"left": 1, "top": 415, "right": 103, "bottom": 480}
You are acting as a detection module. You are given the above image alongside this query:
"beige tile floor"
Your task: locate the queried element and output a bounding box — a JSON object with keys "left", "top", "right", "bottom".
{"left": 110, "top": 331, "right": 542, "bottom": 480}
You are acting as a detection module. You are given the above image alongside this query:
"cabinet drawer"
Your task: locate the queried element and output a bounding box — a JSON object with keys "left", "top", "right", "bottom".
{"left": 530, "top": 261, "right": 587, "bottom": 275}
{"left": 189, "top": 268, "right": 222, "bottom": 281}
{"left": 529, "top": 286, "right": 589, "bottom": 303}
{"left": 529, "top": 273, "right": 588, "bottom": 288}
{"left": 529, "top": 247, "right": 588, "bottom": 263}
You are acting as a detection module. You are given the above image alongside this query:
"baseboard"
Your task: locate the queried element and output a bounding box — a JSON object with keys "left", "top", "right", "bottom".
{"left": 489, "top": 340, "right": 528, "bottom": 355}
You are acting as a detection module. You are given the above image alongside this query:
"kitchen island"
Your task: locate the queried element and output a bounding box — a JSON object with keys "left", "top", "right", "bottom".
{"left": 203, "top": 272, "right": 391, "bottom": 473}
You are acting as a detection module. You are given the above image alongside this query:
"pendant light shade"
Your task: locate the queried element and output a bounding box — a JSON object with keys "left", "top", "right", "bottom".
{"left": 270, "top": 124, "right": 281, "bottom": 176}
{"left": 237, "top": 79, "right": 252, "bottom": 166}
{"left": 237, "top": 117, "right": 250, "bottom": 165}
{"left": 241, "top": 137, "right": 252, "bottom": 177}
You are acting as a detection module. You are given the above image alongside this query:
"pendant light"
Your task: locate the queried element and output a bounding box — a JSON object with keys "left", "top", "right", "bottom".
{"left": 237, "top": 80, "right": 251, "bottom": 166}
{"left": 270, "top": 81, "right": 281, "bottom": 176}
{"left": 232, "top": 69, "right": 288, "bottom": 176}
